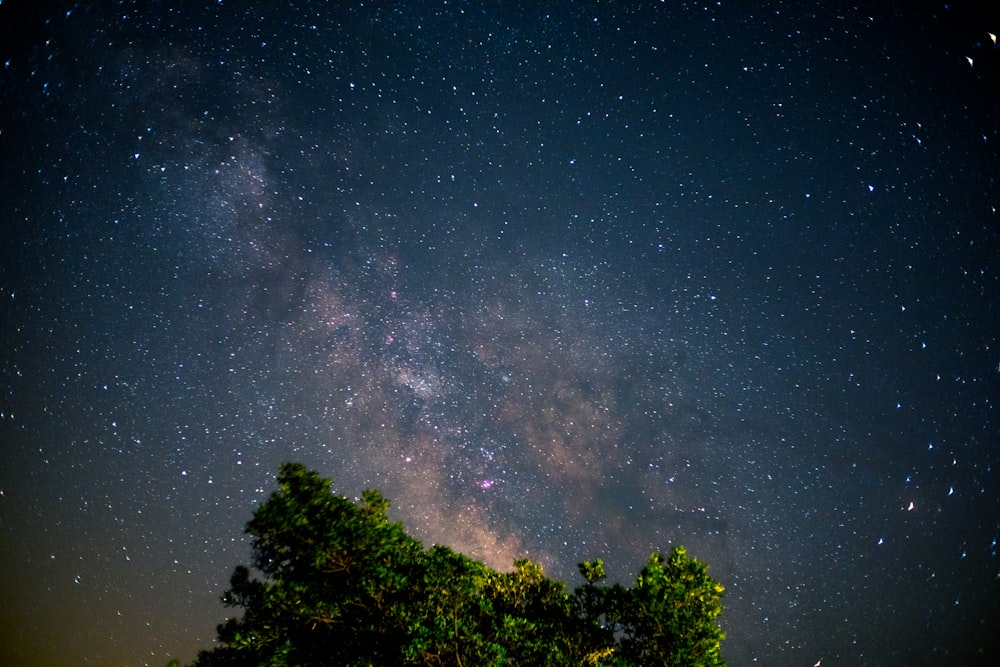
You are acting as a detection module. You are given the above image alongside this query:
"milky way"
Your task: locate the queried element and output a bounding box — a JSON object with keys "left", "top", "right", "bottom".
{"left": 1, "top": 2, "right": 999, "bottom": 665}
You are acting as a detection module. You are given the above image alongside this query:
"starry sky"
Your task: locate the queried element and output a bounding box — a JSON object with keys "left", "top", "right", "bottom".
{"left": 1, "top": 1, "right": 998, "bottom": 665}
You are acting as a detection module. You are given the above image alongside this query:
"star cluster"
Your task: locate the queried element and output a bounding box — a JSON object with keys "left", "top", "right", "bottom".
{"left": 1, "top": 2, "right": 998, "bottom": 665}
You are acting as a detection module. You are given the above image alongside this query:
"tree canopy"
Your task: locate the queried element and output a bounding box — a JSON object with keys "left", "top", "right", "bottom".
{"left": 185, "top": 462, "right": 726, "bottom": 666}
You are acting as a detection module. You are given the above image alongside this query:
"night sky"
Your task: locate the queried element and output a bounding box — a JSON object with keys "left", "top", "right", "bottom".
{"left": 1, "top": 2, "right": 999, "bottom": 665}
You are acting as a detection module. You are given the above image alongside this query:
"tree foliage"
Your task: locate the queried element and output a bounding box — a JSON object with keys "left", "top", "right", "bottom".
{"left": 187, "top": 462, "right": 726, "bottom": 666}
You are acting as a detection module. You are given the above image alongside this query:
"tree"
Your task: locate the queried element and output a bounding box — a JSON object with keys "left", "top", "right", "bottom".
{"left": 612, "top": 548, "right": 726, "bottom": 667}
{"left": 186, "top": 462, "right": 726, "bottom": 666}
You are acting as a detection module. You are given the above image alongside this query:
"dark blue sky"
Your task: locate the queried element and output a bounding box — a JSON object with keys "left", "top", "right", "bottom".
{"left": 2, "top": 2, "right": 998, "bottom": 665}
